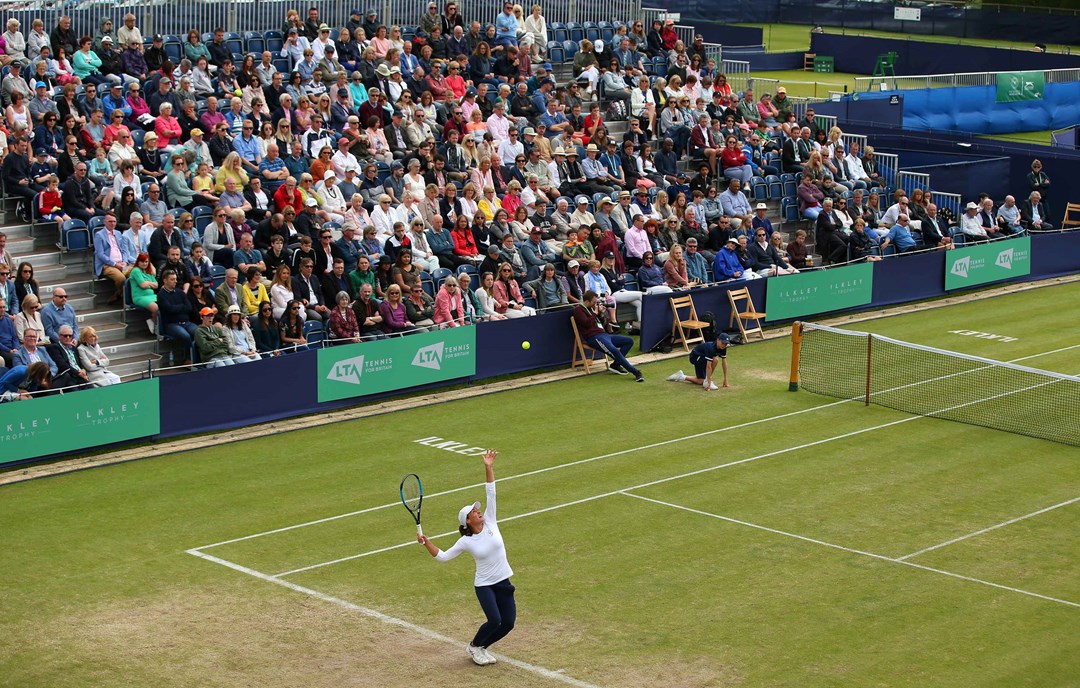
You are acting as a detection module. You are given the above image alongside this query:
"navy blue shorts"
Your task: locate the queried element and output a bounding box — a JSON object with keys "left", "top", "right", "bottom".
{"left": 690, "top": 353, "right": 710, "bottom": 379}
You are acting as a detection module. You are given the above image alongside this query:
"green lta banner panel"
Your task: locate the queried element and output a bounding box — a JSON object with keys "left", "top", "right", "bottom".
{"left": 766, "top": 263, "right": 874, "bottom": 321}
{"left": 318, "top": 327, "right": 476, "bottom": 402}
{"left": 945, "top": 236, "right": 1032, "bottom": 290}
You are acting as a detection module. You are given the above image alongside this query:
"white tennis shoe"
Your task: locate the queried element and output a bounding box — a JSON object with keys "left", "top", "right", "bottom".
{"left": 479, "top": 647, "right": 498, "bottom": 664}
{"left": 667, "top": 370, "right": 686, "bottom": 382}
{"left": 704, "top": 380, "right": 719, "bottom": 391}
{"left": 467, "top": 644, "right": 486, "bottom": 665}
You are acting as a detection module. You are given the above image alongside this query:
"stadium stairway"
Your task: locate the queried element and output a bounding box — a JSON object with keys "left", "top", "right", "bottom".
{"left": 7, "top": 220, "right": 158, "bottom": 379}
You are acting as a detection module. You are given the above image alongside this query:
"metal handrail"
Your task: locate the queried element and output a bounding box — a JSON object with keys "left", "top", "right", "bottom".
{"left": 855, "top": 67, "right": 1080, "bottom": 93}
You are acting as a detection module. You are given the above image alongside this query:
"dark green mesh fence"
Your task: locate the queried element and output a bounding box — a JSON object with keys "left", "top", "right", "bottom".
{"left": 798, "top": 323, "right": 1080, "bottom": 447}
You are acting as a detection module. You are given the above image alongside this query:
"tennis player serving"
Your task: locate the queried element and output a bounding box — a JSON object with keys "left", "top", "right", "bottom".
{"left": 417, "top": 449, "right": 515, "bottom": 666}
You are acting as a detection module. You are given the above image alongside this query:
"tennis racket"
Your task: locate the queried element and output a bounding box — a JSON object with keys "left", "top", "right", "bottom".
{"left": 400, "top": 473, "right": 424, "bottom": 535}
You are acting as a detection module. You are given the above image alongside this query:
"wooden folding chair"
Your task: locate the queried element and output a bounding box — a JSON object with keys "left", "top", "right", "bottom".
{"left": 727, "top": 287, "right": 766, "bottom": 341}
{"left": 570, "top": 316, "right": 608, "bottom": 374}
{"left": 669, "top": 295, "right": 710, "bottom": 351}
{"left": 1061, "top": 202, "right": 1080, "bottom": 230}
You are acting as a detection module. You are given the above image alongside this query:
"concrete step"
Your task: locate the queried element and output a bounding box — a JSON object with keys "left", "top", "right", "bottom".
{"left": 94, "top": 321, "right": 129, "bottom": 344}
{"left": 6, "top": 235, "right": 36, "bottom": 257}
{"left": 21, "top": 250, "right": 62, "bottom": 267}
{"left": 76, "top": 304, "right": 126, "bottom": 329}
{"left": 0, "top": 223, "right": 32, "bottom": 238}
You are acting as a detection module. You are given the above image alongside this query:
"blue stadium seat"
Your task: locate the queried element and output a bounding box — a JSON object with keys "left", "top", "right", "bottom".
{"left": 598, "top": 22, "right": 615, "bottom": 43}
{"left": 651, "top": 56, "right": 666, "bottom": 77}
{"left": 781, "top": 197, "right": 799, "bottom": 224}
{"left": 60, "top": 219, "right": 91, "bottom": 253}
{"left": 620, "top": 272, "right": 638, "bottom": 291}
{"left": 562, "top": 40, "right": 577, "bottom": 60}
{"left": 225, "top": 32, "right": 244, "bottom": 55}
{"left": 264, "top": 31, "right": 284, "bottom": 53}
{"left": 431, "top": 267, "right": 453, "bottom": 285}
{"left": 781, "top": 173, "right": 797, "bottom": 199}
{"left": 566, "top": 23, "right": 584, "bottom": 43}
{"left": 751, "top": 176, "right": 767, "bottom": 201}
{"left": 303, "top": 319, "right": 324, "bottom": 347}
{"left": 419, "top": 270, "right": 435, "bottom": 298}
{"left": 552, "top": 27, "right": 569, "bottom": 44}
{"left": 273, "top": 57, "right": 290, "bottom": 73}
{"left": 766, "top": 174, "right": 782, "bottom": 199}
{"left": 162, "top": 36, "right": 182, "bottom": 63}
{"left": 584, "top": 22, "right": 600, "bottom": 42}
{"left": 209, "top": 265, "right": 227, "bottom": 289}
{"left": 245, "top": 31, "right": 265, "bottom": 54}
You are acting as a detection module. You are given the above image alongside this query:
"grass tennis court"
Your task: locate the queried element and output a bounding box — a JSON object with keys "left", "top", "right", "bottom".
{"left": 3, "top": 282, "right": 1079, "bottom": 687}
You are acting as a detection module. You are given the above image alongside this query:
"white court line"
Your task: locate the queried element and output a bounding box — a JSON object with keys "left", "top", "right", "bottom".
{"left": 192, "top": 343, "right": 1080, "bottom": 555}
{"left": 621, "top": 492, "right": 1080, "bottom": 610}
{"left": 277, "top": 368, "right": 1075, "bottom": 577}
{"left": 192, "top": 398, "right": 852, "bottom": 551}
{"left": 896, "top": 495, "right": 1080, "bottom": 561}
{"left": 276, "top": 412, "right": 931, "bottom": 577}
{"left": 186, "top": 549, "right": 602, "bottom": 688}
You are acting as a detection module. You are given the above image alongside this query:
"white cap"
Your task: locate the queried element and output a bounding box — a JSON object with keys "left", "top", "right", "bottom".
{"left": 458, "top": 501, "right": 481, "bottom": 527}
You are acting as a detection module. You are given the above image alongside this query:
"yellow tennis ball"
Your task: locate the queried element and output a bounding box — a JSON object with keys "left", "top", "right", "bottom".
{"left": 521, "top": 341, "right": 530, "bottom": 350}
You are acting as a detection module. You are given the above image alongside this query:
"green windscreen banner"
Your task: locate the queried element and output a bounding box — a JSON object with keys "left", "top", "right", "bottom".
{"left": 945, "top": 236, "right": 1032, "bottom": 290}
{"left": 765, "top": 263, "right": 874, "bottom": 321}
{"left": 0, "top": 378, "right": 160, "bottom": 466}
{"left": 318, "top": 327, "right": 476, "bottom": 402}
{"left": 995, "top": 71, "right": 1044, "bottom": 102}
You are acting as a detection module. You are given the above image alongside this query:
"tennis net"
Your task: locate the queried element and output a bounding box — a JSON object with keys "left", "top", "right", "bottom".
{"left": 792, "top": 322, "right": 1080, "bottom": 447}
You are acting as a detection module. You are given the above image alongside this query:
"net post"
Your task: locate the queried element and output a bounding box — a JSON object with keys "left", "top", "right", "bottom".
{"left": 865, "top": 333, "right": 873, "bottom": 406}
{"left": 789, "top": 321, "right": 802, "bottom": 392}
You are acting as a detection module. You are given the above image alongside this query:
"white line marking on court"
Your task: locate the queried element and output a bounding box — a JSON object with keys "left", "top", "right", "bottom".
{"left": 276, "top": 369, "right": 1074, "bottom": 577}
{"left": 186, "top": 549, "right": 602, "bottom": 688}
{"left": 620, "top": 492, "right": 1080, "bottom": 610}
{"left": 192, "top": 344, "right": 1080, "bottom": 555}
{"left": 897, "top": 495, "right": 1080, "bottom": 561}
{"left": 192, "top": 399, "right": 853, "bottom": 551}
{"left": 277, "top": 413, "right": 933, "bottom": 577}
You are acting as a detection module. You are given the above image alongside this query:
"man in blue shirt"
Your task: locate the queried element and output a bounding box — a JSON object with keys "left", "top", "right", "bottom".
{"left": 713, "top": 236, "right": 751, "bottom": 281}
{"left": 40, "top": 288, "right": 78, "bottom": 344}
{"left": 494, "top": 1, "right": 518, "bottom": 49}
{"left": 882, "top": 213, "right": 918, "bottom": 254}
{"left": 233, "top": 120, "right": 262, "bottom": 174}
{"left": 667, "top": 332, "right": 730, "bottom": 391}
{"left": 258, "top": 143, "right": 288, "bottom": 193}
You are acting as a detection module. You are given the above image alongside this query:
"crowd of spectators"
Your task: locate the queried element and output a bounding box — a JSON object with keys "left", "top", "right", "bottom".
{"left": 0, "top": 6, "right": 1063, "bottom": 396}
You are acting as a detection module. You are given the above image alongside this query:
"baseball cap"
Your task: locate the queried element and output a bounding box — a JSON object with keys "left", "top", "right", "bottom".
{"left": 776, "top": 86, "right": 787, "bottom": 94}
{"left": 529, "top": 227, "right": 541, "bottom": 234}
{"left": 306, "top": 198, "right": 318, "bottom": 207}
{"left": 391, "top": 160, "right": 404, "bottom": 170}
{"left": 458, "top": 501, "right": 481, "bottom": 527}
{"left": 338, "top": 87, "right": 349, "bottom": 97}
{"left": 575, "top": 196, "right": 588, "bottom": 205}
{"left": 719, "top": 333, "right": 731, "bottom": 343}
{"left": 567, "top": 259, "right": 580, "bottom": 268}
{"left": 603, "top": 250, "right": 615, "bottom": 258}
{"left": 288, "top": 27, "right": 298, "bottom": 34}
{"left": 153, "top": 34, "right": 163, "bottom": 41}
{"left": 101, "top": 36, "right": 112, "bottom": 43}
{"left": 755, "top": 202, "right": 767, "bottom": 210}
{"left": 35, "top": 81, "right": 47, "bottom": 89}
{"left": 34, "top": 147, "right": 46, "bottom": 156}
{"left": 199, "top": 306, "right": 216, "bottom": 317}
{"left": 726, "top": 236, "right": 738, "bottom": 244}
{"left": 190, "top": 128, "right": 203, "bottom": 136}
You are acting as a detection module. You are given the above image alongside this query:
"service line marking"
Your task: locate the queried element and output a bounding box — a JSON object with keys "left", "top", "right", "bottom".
{"left": 896, "top": 495, "right": 1080, "bottom": 561}
{"left": 186, "top": 549, "right": 602, "bottom": 688}
{"left": 191, "top": 343, "right": 1080, "bottom": 561}
{"left": 619, "top": 492, "right": 1080, "bottom": 610}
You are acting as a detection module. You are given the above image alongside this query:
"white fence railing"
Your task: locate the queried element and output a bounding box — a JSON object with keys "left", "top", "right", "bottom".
{"left": 4, "top": 0, "right": 645, "bottom": 43}
{"left": 875, "top": 152, "right": 900, "bottom": 189}
{"left": 897, "top": 171, "right": 931, "bottom": 198}
{"left": 722, "top": 59, "right": 751, "bottom": 94}
{"left": 840, "top": 133, "right": 867, "bottom": 155}
{"left": 855, "top": 67, "right": 1080, "bottom": 93}
{"left": 933, "top": 192, "right": 963, "bottom": 221}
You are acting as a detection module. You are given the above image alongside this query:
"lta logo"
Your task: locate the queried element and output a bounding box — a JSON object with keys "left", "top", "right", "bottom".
{"left": 412, "top": 342, "right": 444, "bottom": 370}
{"left": 328, "top": 355, "right": 365, "bottom": 384}
{"left": 950, "top": 256, "right": 970, "bottom": 279}
{"left": 995, "top": 248, "right": 1014, "bottom": 270}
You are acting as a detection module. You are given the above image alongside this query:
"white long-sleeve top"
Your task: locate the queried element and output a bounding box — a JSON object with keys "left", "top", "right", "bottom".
{"left": 434, "top": 481, "right": 514, "bottom": 586}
